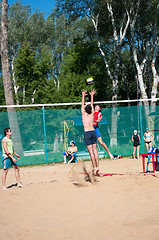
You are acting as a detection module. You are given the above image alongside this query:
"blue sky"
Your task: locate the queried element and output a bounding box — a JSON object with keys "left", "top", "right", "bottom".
{"left": 8, "top": 0, "right": 56, "bottom": 18}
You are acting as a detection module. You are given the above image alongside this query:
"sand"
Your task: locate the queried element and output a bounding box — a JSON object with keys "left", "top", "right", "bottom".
{"left": 0, "top": 157, "right": 159, "bottom": 240}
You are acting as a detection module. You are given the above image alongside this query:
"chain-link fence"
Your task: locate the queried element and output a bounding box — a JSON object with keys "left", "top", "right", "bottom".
{"left": 0, "top": 101, "right": 159, "bottom": 167}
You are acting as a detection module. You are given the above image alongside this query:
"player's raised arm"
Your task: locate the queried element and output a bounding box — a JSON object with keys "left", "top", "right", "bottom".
{"left": 81, "top": 90, "right": 87, "bottom": 113}
{"left": 89, "top": 89, "right": 96, "bottom": 112}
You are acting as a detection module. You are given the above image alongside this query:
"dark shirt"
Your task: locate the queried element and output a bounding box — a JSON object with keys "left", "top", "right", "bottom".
{"left": 133, "top": 134, "right": 140, "bottom": 146}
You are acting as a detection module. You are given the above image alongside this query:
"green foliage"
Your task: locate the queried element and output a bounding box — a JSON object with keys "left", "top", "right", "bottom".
{"left": 8, "top": 1, "right": 32, "bottom": 54}
{"left": 0, "top": 0, "right": 158, "bottom": 109}
{"left": 58, "top": 38, "right": 112, "bottom": 102}
{"left": 118, "top": 49, "right": 137, "bottom": 100}
{"left": 25, "top": 10, "right": 55, "bottom": 49}
{"left": 14, "top": 41, "right": 38, "bottom": 104}
{"left": 8, "top": 2, "right": 56, "bottom": 51}
{"left": 13, "top": 42, "right": 56, "bottom": 104}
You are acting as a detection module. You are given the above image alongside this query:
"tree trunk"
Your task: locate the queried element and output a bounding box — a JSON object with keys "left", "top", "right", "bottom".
{"left": 121, "top": 62, "right": 130, "bottom": 105}
{"left": 92, "top": 2, "right": 130, "bottom": 146}
{"left": 53, "top": 131, "right": 59, "bottom": 153}
{"left": 151, "top": 37, "right": 159, "bottom": 108}
{"left": 11, "top": 56, "right": 19, "bottom": 105}
{"left": 110, "top": 108, "right": 118, "bottom": 147}
{"left": 1, "top": 0, "right": 23, "bottom": 154}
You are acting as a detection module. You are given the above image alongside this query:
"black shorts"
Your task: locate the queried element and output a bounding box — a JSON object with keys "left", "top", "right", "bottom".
{"left": 133, "top": 143, "right": 140, "bottom": 147}
{"left": 145, "top": 141, "right": 151, "bottom": 145}
{"left": 84, "top": 130, "right": 97, "bottom": 146}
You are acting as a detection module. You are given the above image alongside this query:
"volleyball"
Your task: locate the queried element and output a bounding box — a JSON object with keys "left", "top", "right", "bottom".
{"left": 86, "top": 77, "right": 94, "bottom": 84}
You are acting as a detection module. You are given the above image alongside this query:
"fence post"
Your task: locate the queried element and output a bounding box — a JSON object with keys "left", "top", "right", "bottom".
{"left": 139, "top": 101, "right": 144, "bottom": 153}
{"left": 42, "top": 106, "right": 48, "bottom": 164}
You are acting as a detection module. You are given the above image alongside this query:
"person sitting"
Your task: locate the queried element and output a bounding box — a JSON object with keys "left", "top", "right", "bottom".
{"left": 63, "top": 141, "right": 78, "bottom": 163}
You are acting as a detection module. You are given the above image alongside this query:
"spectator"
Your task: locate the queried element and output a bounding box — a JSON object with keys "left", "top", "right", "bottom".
{"left": 132, "top": 130, "right": 140, "bottom": 159}
{"left": 63, "top": 141, "right": 77, "bottom": 163}
{"left": 143, "top": 128, "right": 154, "bottom": 151}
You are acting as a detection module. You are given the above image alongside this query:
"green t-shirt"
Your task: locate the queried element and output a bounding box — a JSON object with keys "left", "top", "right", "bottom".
{"left": 2, "top": 137, "right": 13, "bottom": 157}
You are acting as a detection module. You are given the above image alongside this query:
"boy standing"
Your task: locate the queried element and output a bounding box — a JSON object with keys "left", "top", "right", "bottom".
{"left": 81, "top": 89, "right": 99, "bottom": 175}
{"left": 94, "top": 104, "right": 114, "bottom": 159}
{"left": 1, "top": 128, "right": 23, "bottom": 190}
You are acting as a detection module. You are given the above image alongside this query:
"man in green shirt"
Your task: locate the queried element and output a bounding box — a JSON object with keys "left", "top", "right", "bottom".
{"left": 1, "top": 128, "right": 23, "bottom": 190}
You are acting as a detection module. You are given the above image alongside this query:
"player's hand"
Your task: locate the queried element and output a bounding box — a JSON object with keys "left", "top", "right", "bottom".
{"left": 82, "top": 90, "right": 88, "bottom": 96}
{"left": 13, "top": 157, "right": 17, "bottom": 163}
{"left": 89, "top": 89, "right": 96, "bottom": 96}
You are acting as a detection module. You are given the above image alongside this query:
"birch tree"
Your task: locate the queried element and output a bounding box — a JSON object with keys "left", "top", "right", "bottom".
{"left": 7, "top": 2, "right": 31, "bottom": 103}
{"left": 129, "top": 0, "right": 159, "bottom": 107}
{"left": 56, "top": 0, "right": 130, "bottom": 102}
{"left": 1, "top": 0, "right": 23, "bottom": 153}
{"left": 56, "top": 0, "right": 131, "bottom": 146}
{"left": 129, "top": 1, "right": 149, "bottom": 107}
{"left": 150, "top": 2, "right": 159, "bottom": 107}
{"left": 151, "top": 37, "right": 159, "bottom": 107}
{"left": 127, "top": 0, "right": 159, "bottom": 135}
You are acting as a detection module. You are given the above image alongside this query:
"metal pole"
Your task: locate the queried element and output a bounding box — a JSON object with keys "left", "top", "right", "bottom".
{"left": 139, "top": 101, "right": 144, "bottom": 153}
{"left": 42, "top": 106, "right": 48, "bottom": 164}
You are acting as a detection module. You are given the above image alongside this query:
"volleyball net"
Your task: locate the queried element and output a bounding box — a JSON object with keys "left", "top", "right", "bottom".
{"left": 0, "top": 99, "right": 159, "bottom": 167}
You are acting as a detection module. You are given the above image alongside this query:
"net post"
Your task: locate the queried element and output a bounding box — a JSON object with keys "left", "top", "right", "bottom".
{"left": 42, "top": 106, "right": 48, "bottom": 164}
{"left": 139, "top": 101, "right": 144, "bottom": 153}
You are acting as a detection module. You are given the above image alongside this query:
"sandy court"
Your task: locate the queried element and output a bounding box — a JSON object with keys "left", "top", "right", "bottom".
{"left": 0, "top": 157, "right": 159, "bottom": 240}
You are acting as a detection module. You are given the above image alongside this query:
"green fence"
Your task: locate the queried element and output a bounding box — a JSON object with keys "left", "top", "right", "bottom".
{"left": 0, "top": 104, "right": 159, "bottom": 167}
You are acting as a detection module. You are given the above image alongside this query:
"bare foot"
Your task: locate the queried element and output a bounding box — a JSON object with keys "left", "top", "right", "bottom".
{"left": 17, "top": 184, "right": 23, "bottom": 188}
{"left": 93, "top": 168, "right": 99, "bottom": 176}
{"left": 95, "top": 168, "right": 99, "bottom": 176}
{"left": 92, "top": 168, "right": 96, "bottom": 175}
{"left": 109, "top": 153, "right": 114, "bottom": 160}
{"left": 2, "top": 186, "right": 7, "bottom": 190}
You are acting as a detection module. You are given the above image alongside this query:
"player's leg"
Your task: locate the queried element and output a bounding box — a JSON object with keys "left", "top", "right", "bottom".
{"left": 2, "top": 169, "right": 8, "bottom": 190}
{"left": 68, "top": 153, "right": 76, "bottom": 163}
{"left": 13, "top": 165, "right": 23, "bottom": 187}
{"left": 137, "top": 145, "right": 140, "bottom": 159}
{"left": 145, "top": 142, "right": 149, "bottom": 151}
{"left": 84, "top": 131, "right": 98, "bottom": 174}
{"left": 68, "top": 156, "right": 74, "bottom": 163}
{"left": 97, "top": 136, "right": 113, "bottom": 159}
{"left": 149, "top": 141, "right": 152, "bottom": 149}
{"left": 87, "top": 144, "right": 96, "bottom": 170}
{"left": 92, "top": 143, "right": 99, "bottom": 175}
{"left": 63, "top": 152, "right": 67, "bottom": 163}
{"left": 133, "top": 146, "right": 136, "bottom": 159}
